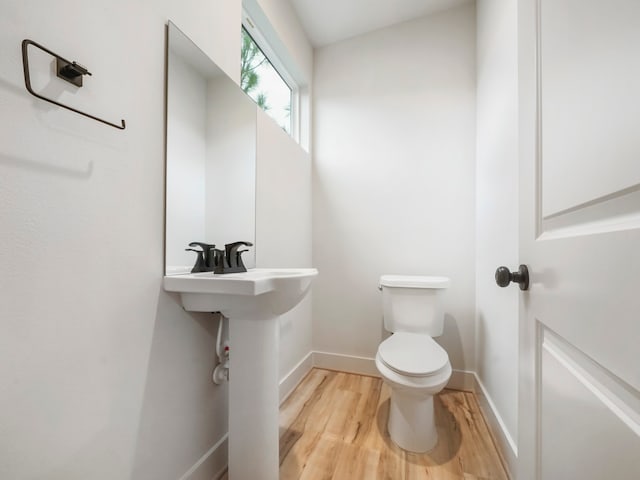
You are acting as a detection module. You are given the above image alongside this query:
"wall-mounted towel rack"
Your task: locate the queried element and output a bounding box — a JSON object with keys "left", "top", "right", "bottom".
{"left": 21, "top": 39, "right": 126, "bottom": 130}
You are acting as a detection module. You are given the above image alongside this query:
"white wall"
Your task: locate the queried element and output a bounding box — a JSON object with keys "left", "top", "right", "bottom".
{"left": 0, "top": 0, "right": 312, "bottom": 479}
{"left": 312, "top": 4, "right": 477, "bottom": 372}
{"left": 255, "top": 110, "right": 313, "bottom": 395}
{"left": 475, "top": 0, "right": 519, "bottom": 460}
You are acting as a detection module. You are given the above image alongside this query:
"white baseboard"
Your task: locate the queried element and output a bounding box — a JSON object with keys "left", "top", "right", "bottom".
{"left": 447, "top": 369, "right": 477, "bottom": 391}
{"left": 312, "top": 350, "right": 380, "bottom": 377}
{"left": 472, "top": 373, "right": 517, "bottom": 478}
{"left": 178, "top": 433, "right": 228, "bottom": 480}
{"left": 279, "top": 351, "right": 314, "bottom": 404}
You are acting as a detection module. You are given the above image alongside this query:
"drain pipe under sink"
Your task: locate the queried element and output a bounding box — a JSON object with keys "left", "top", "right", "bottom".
{"left": 212, "top": 314, "right": 230, "bottom": 384}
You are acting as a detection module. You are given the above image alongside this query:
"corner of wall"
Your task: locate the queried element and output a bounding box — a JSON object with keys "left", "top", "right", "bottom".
{"left": 473, "top": 373, "right": 518, "bottom": 477}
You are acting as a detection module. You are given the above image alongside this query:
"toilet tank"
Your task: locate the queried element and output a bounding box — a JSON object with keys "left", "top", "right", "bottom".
{"left": 379, "top": 275, "right": 450, "bottom": 336}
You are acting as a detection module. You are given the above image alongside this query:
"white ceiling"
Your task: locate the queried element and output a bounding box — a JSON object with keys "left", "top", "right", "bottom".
{"left": 289, "top": 0, "right": 471, "bottom": 47}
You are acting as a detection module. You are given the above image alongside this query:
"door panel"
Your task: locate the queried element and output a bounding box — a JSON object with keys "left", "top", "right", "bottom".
{"left": 540, "top": 0, "right": 640, "bottom": 219}
{"left": 540, "top": 327, "right": 640, "bottom": 479}
{"left": 518, "top": 0, "right": 640, "bottom": 478}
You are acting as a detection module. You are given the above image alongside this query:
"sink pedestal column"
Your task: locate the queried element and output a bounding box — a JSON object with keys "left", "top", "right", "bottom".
{"left": 228, "top": 312, "right": 279, "bottom": 480}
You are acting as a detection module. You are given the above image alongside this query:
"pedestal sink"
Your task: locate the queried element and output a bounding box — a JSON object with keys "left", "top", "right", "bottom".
{"left": 164, "top": 268, "right": 318, "bottom": 480}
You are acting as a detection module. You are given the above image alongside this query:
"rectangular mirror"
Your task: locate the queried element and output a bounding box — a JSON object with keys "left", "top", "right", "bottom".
{"left": 165, "top": 22, "right": 256, "bottom": 275}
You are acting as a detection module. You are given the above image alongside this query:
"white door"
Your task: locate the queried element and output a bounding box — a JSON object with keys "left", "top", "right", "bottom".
{"left": 517, "top": 0, "right": 640, "bottom": 478}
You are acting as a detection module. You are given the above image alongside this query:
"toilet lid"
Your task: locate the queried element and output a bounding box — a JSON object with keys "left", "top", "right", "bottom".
{"left": 378, "top": 332, "right": 449, "bottom": 377}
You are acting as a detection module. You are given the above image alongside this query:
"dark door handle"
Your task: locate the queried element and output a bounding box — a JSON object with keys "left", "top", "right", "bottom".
{"left": 495, "top": 265, "right": 529, "bottom": 291}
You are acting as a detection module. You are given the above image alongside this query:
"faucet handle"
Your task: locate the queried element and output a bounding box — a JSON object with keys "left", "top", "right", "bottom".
{"left": 185, "top": 248, "right": 207, "bottom": 273}
{"left": 224, "top": 241, "right": 253, "bottom": 249}
{"left": 188, "top": 242, "right": 215, "bottom": 251}
{"left": 225, "top": 242, "right": 253, "bottom": 266}
{"left": 224, "top": 240, "right": 252, "bottom": 253}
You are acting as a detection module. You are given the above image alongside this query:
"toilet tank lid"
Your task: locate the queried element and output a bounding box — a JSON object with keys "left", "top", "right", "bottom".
{"left": 379, "top": 275, "right": 450, "bottom": 289}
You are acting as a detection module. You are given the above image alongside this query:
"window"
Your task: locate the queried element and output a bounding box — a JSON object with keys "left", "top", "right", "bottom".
{"left": 240, "top": 24, "right": 294, "bottom": 135}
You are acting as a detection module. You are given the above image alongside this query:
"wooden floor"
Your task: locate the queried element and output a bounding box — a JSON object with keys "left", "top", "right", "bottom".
{"left": 224, "top": 368, "right": 509, "bottom": 479}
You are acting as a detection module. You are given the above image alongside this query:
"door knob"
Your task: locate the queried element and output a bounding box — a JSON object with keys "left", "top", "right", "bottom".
{"left": 495, "top": 265, "right": 529, "bottom": 291}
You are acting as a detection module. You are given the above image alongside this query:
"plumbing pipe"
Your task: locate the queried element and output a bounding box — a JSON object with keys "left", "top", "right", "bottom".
{"left": 213, "top": 314, "right": 229, "bottom": 384}
{"left": 215, "top": 314, "right": 224, "bottom": 362}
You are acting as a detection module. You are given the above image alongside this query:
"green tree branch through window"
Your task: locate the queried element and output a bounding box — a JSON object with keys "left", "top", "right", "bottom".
{"left": 240, "top": 27, "right": 292, "bottom": 133}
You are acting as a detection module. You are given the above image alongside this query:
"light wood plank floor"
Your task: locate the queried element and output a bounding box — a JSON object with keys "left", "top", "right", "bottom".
{"left": 223, "top": 368, "right": 509, "bottom": 479}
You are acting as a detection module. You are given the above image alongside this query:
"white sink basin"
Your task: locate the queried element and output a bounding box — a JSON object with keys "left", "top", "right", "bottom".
{"left": 163, "top": 268, "right": 318, "bottom": 315}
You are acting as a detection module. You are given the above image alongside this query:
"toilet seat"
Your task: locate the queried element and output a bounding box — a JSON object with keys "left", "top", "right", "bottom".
{"left": 378, "top": 332, "right": 449, "bottom": 377}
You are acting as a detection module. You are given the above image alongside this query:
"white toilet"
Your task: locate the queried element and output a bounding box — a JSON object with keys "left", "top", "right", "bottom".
{"left": 375, "top": 274, "right": 452, "bottom": 453}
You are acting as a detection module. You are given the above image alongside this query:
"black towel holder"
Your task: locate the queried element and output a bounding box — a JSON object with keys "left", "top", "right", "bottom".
{"left": 21, "top": 39, "right": 126, "bottom": 130}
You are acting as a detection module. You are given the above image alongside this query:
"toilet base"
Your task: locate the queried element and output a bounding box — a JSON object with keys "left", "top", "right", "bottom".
{"left": 388, "top": 390, "right": 438, "bottom": 453}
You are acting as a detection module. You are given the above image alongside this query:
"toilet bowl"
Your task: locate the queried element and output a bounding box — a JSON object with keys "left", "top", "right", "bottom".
{"left": 375, "top": 332, "right": 452, "bottom": 452}
{"left": 376, "top": 275, "right": 451, "bottom": 453}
